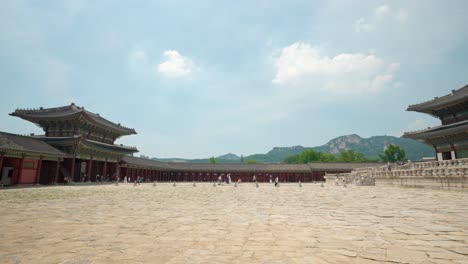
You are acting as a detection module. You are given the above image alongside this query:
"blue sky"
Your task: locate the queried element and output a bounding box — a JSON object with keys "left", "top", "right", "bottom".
{"left": 0, "top": 0, "right": 467, "bottom": 159}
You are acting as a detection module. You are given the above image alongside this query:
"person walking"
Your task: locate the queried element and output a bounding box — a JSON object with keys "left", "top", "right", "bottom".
{"left": 274, "top": 176, "right": 279, "bottom": 187}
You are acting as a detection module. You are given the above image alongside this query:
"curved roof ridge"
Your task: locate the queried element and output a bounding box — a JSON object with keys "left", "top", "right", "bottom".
{"left": 407, "top": 84, "right": 468, "bottom": 112}
{"left": 10, "top": 103, "right": 137, "bottom": 135}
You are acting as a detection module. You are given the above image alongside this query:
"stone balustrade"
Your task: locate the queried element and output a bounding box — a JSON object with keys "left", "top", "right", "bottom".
{"left": 372, "top": 158, "right": 468, "bottom": 178}
{"left": 324, "top": 158, "right": 468, "bottom": 190}
{"left": 371, "top": 158, "right": 468, "bottom": 191}
{"left": 325, "top": 170, "right": 375, "bottom": 186}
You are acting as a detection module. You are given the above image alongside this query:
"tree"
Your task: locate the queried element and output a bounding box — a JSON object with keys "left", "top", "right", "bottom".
{"left": 298, "top": 149, "right": 321, "bottom": 163}
{"left": 319, "top": 152, "right": 338, "bottom": 162}
{"left": 284, "top": 149, "right": 323, "bottom": 163}
{"left": 338, "top": 150, "right": 372, "bottom": 162}
{"left": 284, "top": 149, "right": 377, "bottom": 163}
{"left": 209, "top": 156, "right": 216, "bottom": 164}
{"left": 379, "top": 145, "right": 406, "bottom": 162}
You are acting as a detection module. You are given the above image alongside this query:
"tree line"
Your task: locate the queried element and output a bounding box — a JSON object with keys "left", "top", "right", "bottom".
{"left": 283, "top": 145, "right": 407, "bottom": 164}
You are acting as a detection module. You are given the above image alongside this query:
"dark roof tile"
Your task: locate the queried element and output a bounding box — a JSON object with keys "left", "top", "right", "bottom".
{"left": 0, "top": 132, "right": 67, "bottom": 156}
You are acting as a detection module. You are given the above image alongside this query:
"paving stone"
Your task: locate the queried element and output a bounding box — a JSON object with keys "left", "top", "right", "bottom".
{"left": 0, "top": 183, "right": 467, "bottom": 263}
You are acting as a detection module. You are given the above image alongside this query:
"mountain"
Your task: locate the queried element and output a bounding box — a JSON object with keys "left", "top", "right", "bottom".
{"left": 312, "top": 134, "right": 433, "bottom": 161}
{"left": 245, "top": 146, "right": 307, "bottom": 163}
{"left": 152, "top": 134, "right": 434, "bottom": 163}
{"left": 216, "top": 153, "right": 240, "bottom": 161}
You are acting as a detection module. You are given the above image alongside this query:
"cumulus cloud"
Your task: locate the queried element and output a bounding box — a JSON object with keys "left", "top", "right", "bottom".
{"left": 128, "top": 49, "right": 148, "bottom": 70}
{"left": 396, "top": 8, "right": 409, "bottom": 23}
{"left": 272, "top": 42, "right": 399, "bottom": 95}
{"left": 406, "top": 118, "right": 439, "bottom": 132}
{"left": 354, "top": 18, "right": 373, "bottom": 33}
{"left": 375, "top": 5, "right": 390, "bottom": 19}
{"left": 157, "top": 50, "right": 196, "bottom": 78}
{"left": 356, "top": 5, "right": 408, "bottom": 34}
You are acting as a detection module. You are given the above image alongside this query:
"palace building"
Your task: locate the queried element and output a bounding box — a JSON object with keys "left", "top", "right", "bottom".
{"left": 1, "top": 103, "right": 380, "bottom": 186}
{"left": 403, "top": 84, "right": 468, "bottom": 160}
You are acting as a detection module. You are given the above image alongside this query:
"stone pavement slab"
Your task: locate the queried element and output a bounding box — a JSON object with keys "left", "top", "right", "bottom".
{"left": 0, "top": 183, "right": 467, "bottom": 263}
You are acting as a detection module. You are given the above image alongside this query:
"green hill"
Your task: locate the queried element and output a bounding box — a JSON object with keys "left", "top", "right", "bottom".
{"left": 152, "top": 135, "right": 434, "bottom": 163}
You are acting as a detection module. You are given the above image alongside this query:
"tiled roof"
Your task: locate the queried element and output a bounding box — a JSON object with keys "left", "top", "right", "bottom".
{"left": 308, "top": 162, "right": 383, "bottom": 171}
{"left": 163, "top": 163, "right": 313, "bottom": 172}
{"left": 121, "top": 156, "right": 382, "bottom": 172}
{"left": 38, "top": 136, "right": 138, "bottom": 155}
{"left": 402, "top": 119, "right": 468, "bottom": 140}
{"left": 0, "top": 132, "right": 67, "bottom": 156}
{"left": 122, "top": 156, "right": 174, "bottom": 170}
{"left": 407, "top": 84, "right": 468, "bottom": 114}
{"left": 10, "top": 104, "right": 136, "bottom": 135}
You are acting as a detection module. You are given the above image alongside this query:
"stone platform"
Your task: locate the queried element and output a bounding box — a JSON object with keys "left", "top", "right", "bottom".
{"left": 0, "top": 183, "right": 467, "bottom": 263}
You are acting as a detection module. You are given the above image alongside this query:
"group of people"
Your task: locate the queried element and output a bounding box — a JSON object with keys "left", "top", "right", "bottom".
{"left": 79, "top": 173, "right": 117, "bottom": 183}
{"left": 217, "top": 173, "right": 233, "bottom": 184}
{"left": 120, "top": 173, "right": 282, "bottom": 186}
{"left": 213, "top": 173, "right": 280, "bottom": 186}
{"left": 251, "top": 174, "right": 280, "bottom": 187}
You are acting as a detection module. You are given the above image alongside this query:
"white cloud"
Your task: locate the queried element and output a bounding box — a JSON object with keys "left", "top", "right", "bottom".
{"left": 128, "top": 49, "right": 148, "bottom": 71}
{"left": 157, "top": 50, "right": 196, "bottom": 78}
{"left": 406, "top": 118, "right": 439, "bottom": 132}
{"left": 354, "top": 17, "right": 373, "bottom": 33}
{"left": 272, "top": 42, "right": 399, "bottom": 95}
{"left": 375, "top": 5, "right": 390, "bottom": 19}
{"left": 396, "top": 8, "right": 408, "bottom": 23}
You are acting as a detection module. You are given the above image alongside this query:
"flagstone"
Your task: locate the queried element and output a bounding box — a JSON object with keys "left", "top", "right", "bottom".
{"left": 0, "top": 183, "right": 466, "bottom": 263}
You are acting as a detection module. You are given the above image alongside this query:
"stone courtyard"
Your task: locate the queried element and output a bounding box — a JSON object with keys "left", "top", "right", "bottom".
{"left": 0, "top": 183, "right": 467, "bottom": 264}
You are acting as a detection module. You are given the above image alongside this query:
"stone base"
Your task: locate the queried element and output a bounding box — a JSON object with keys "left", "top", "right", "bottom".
{"left": 375, "top": 176, "right": 467, "bottom": 191}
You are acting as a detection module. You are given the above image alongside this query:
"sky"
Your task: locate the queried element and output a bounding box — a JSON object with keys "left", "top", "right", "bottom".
{"left": 0, "top": 0, "right": 467, "bottom": 159}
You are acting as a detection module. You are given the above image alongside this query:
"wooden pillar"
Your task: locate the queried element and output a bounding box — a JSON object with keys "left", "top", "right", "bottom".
{"left": 54, "top": 158, "right": 60, "bottom": 184}
{"left": 17, "top": 155, "right": 25, "bottom": 184}
{"left": 87, "top": 158, "right": 93, "bottom": 181}
{"left": 450, "top": 144, "right": 456, "bottom": 160}
{"left": 116, "top": 163, "right": 121, "bottom": 181}
{"left": 35, "top": 157, "right": 43, "bottom": 185}
{"left": 70, "top": 157, "right": 76, "bottom": 183}
{"left": 0, "top": 154, "right": 4, "bottom": 176}
{"left": 103, "top": 159, "right": 108, "bottom": 181}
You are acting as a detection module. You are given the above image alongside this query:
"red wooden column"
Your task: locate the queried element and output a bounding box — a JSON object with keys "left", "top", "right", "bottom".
{"left": 17, "top": 155, "right": 25, "bottom": 184}
{"left": 35, "top": 156, "right": 43, "bottom": 184}
{"left": 54, "top": 158, "right": 60, "bottom": 184}
{"left": 87, "top": 158, "right": 93, "bottom": 181}
{"left": 103, "top": 159, "right": 108, "bottom": 181}
{"left": 70, "top": 157, "right": 76, "bottom": 183}
{"left": 115, "top": 163, "right": 120, "bottom": 181}
{"left": 0, "top": 154, "right": 4, "bottom": 176}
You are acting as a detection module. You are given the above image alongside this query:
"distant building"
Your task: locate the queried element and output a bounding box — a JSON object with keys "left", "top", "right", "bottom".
{"left": 403, "top": 84, "right": 468, "bottom": 161}
{"left": 0, "top": 103, "right": 381, "bottom": 186}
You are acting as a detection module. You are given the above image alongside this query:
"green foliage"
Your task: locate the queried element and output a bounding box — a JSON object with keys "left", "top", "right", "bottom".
{"left": 319, "top": 152, "right": 338, "bottom": 162}
{"left": 378, "top": 145, "right": 407, "bottom": 162}
{"left": 209, "top": 156, "right": 216, "bottom": 164}
{"left": 246, "top": 160, "right": 257, "bottom": 164}
{"left": 337, "top": 150, "right": 377, "bottom": 162}
{"left": 284, "top": 149, "right": 375, "bottom": 163}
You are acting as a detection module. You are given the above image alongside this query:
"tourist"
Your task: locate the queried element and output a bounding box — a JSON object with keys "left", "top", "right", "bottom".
{"left": 274, "top": 176, "right": 279, "bottom": 187}
{"left": 218, "top": 175, "right": 222, "bottom": 185}
{"left": 237, "top": 177, "right": 242, "bottom": 184}
{"left": 252, "top": 175, "right": 256, "bottom": 183}
{"left": 96, "top": 174, "right": 100, "bottom": 182}
{"left": 269, "top": 175, "right": 272, "bottom": 183}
